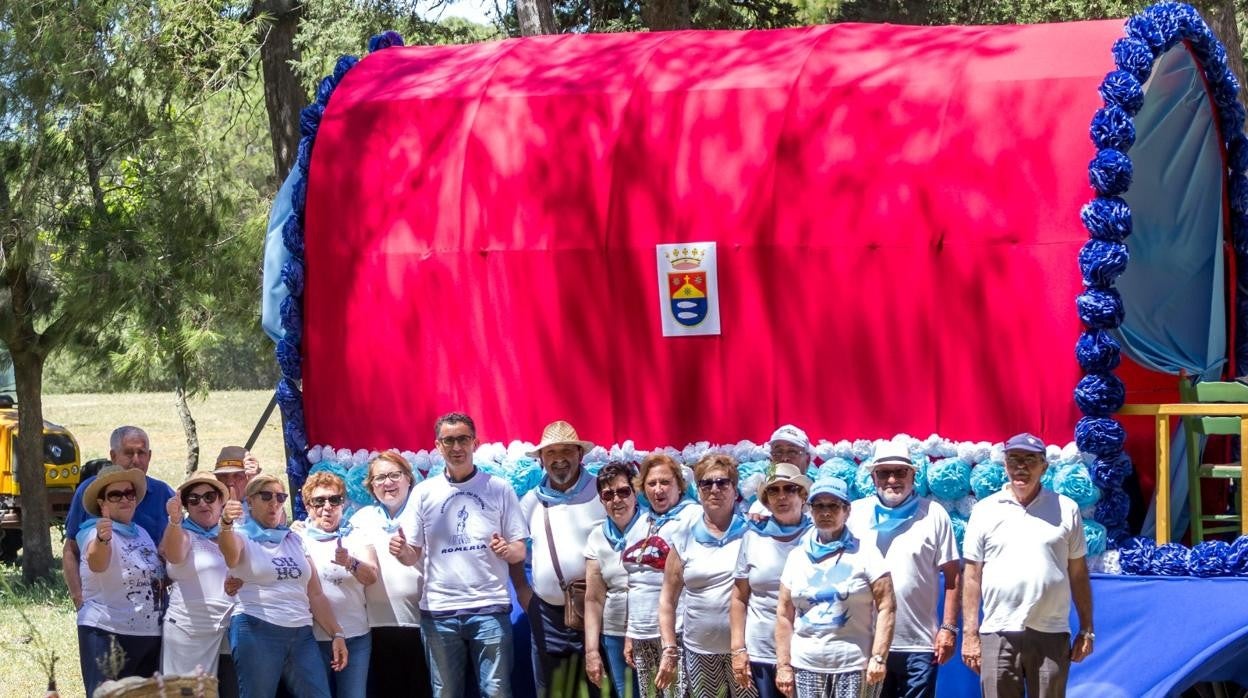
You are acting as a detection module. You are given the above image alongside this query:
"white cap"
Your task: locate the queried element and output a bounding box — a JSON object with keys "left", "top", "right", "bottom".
{"left": 769, "top": 424, "right": 812, "bottom": 454}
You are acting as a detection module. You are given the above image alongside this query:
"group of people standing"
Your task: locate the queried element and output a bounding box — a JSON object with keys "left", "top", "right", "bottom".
{"left": 66, "top": 418, "right": 1094, "bottom": 698}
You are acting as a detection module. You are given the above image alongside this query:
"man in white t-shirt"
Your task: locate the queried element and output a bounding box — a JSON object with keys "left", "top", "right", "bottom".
{"left": 515, "top": 420, "right": 607, "bottom": 697}
{"left": 961, "top": 433, "right": 1094, "bottom": 698}
{"left": 410, "top": 412, "right": 529, "bottom": 698}
{"left": 848, "top": 441, "right": 960, "bottom": 698}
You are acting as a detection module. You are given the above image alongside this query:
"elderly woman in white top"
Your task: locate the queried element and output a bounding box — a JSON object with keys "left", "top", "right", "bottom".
{"left": 301, "top": 470, "right": 380, "bottom": 698}
{"left": 731, "top": 463, "right": 813, "bottom": 698}
{"left": 161, "top": 472, "right": 236, "bottom": 687}
{"left": 656, "top": 454, "right": 757, "bottom": 697}
{"left": 76, "top": 464, "right": 165, "bottom": 697}
{"left": 776, "top": 478, "right": 895, "bottom": 698}
{"left": 219, "top": 474, "right": 348, "bottom": 697}
{"left": 583, "top": 462, "right": 642, "bottom": 698}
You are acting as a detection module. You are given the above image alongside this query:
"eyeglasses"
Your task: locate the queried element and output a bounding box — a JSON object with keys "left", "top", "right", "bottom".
{"left": 810, "top": 501, "right": 848, "bottom": 513}
{"left": 765, "top": 483, "right": 803, "bottom": 497}
{"left": 874, "top": 468, "right": 912, "bottom": 481}
{"left": 251, "top": 491, "right": 289, "bottom": 503}
{"left": 599, "top": 486, "right": 633, "bottom": 502}
{"left": 183, "top": 491, "right": 220, "bottom": 506}
{"left": 104, "top": 488, "right": 137, "bottom": 502}
{"left": 697, "top": 477, "right": 734, "bottom": 492}
{"left": 771, "top": 447, "right": 805, "bottom": 461}
{"left": 372, "top": 471, "right": 406, "bottom": 484}
{"left": 309, "top": 495, "right": 345, "bottom": 508}
{"left": 1005, "top": 454, "right": 1045, "bottom": 467}
{"left": 438, "top": 435, "right": 474, "bottom": 448}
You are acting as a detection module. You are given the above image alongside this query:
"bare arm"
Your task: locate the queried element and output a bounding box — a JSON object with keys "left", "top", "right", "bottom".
{"left": 502, "top": 539, "right": 527, "bottom": 565}
{"left": 934, "top": 559, "right": 961, "bottom": 664}
{"left": 84, "top": 534, "right": 112, "bottom": 573}
{"left": 1068, "top": 555, "right": 1094, "bottom": 662}
{"left": 655, "top": 549, "right": 685, "bottom": 690}
{"left": 583, "top": 559, "right": 608, "bottom": 684}
{"left": 961, "top": 560, "right": 983, "bottom": 674}
{"left": 62, "top": 538, "right": 83, "bottom": 610}
{"left": 866, "top": 574, "right": 896, "bottom": 684}
{"left": 160, "top": 496, "right": 190, "bottom": 566}
{"left": 351, "top": 544, "right": 380, "bottom": 586}
{"left": 774, "top": 584, "right": 796, "bottom": 697}
{"left": 730, "top": 578, "right": 753, "bottom": 689}
{"left": 218, "top": 500, "right": 245, "bottom": 568}
{"left": 307, "top": 564, "right": 349, "bottom": 671}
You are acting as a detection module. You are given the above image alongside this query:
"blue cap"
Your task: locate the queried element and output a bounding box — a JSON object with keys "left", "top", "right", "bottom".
{"left": 807, "top": 477, "right": 850, "bottom": 504}
{"left": 1004, "top": 433, "right": 1046, "bottom": 454}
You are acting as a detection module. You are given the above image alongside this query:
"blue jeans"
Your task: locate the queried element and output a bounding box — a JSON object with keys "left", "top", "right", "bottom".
{"left": 230, "top": 614, "right": 331, "bottom": 698}
{"left": 602, "top": 634, "right": 637, "bottom": 698}
{"left": 751, "top": 661, "right": 783, "bottom": 698}
{"left": 880, "top": 651, "right": 939, "bottom": 698}
{"left": 78, "top": 625, "right": 160, "bottom": 698}
{"left": 319, "top": 634, "right": 371, "bottom": 698}
{"left": 420, "top": 611, "right": 513, "bottom": 698}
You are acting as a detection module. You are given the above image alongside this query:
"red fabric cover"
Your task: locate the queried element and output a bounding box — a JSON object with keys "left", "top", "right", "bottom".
{"left": 303, "top": 21, "right": 1132, "bottom": 450}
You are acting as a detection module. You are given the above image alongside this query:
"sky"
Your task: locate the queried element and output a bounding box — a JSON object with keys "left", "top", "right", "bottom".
{"left": 427, "top": 0, "right": 497, "bottom": 26}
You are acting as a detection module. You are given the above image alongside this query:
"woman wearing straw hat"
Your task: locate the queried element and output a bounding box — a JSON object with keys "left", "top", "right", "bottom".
{"left": 75, "top": 464, "right": 165, "bottom": 697}
{"left": 730, "top": 462, "right": 813, "bottom": 698}
{"left": 775, "top": 478, "right": 896, "bottom": 698}
{"left": 160, "top": 471, "right": 237, "bottom": 692}
{"left": 301, "top": 470, "right": 379, "bottom": 698}
{"left": 583, "top": 462, "right": 642, "bottom": 698}
{"left": 219, "top": 473, "right": 349, "bottom": 697}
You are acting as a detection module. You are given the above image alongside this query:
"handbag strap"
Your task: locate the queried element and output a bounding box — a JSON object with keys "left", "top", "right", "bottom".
{"left": 542, "top": 503, "right": 568, "bottom": 591}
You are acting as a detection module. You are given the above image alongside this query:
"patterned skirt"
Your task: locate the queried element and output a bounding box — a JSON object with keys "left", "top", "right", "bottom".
{"left": 794, "top": 668, "right": 883, "bottom": 698}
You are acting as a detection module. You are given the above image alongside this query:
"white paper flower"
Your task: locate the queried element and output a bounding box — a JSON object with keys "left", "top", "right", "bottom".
{"left": 306, "top": 445, "right": 324, "bottom": 464}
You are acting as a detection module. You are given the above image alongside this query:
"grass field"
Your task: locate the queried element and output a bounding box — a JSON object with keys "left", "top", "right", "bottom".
{"left": 0, "top": 390, "right": 283, "bottom": 698}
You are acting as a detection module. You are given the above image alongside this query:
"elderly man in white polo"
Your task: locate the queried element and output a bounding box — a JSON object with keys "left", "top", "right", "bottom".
{"left": 848, "top": 441, "right": 960, "bottom": 698}
{"left": 516, "top": 420, "right": 608, "bottom": 697}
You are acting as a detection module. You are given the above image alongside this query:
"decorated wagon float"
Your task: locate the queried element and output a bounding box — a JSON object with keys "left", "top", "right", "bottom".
{"left": 260, "top": 2, "right": 1248, "bottom": 695}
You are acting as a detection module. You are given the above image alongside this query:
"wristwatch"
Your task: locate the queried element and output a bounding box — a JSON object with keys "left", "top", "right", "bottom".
{"left": 1078, "top": 630, "right": 1095, "bottom": 641}
{"left": 870, "top": 654, "right": 886, "bottom": 665}
{"left": 939, "top": 623, "right": 959, "bottom": 634}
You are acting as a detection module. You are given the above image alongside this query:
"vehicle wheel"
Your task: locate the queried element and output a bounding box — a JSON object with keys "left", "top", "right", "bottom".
{"left": 0, "top": 529, "right": 21, "bottom": 563}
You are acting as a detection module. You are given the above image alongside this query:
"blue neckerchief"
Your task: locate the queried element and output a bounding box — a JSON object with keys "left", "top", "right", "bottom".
{"left": 375, "top": 499, "right": 408, "bottom": 534}
{"left": 75, "top": 517, "right": 140, "bottom": 549}
{"left": 805, "top": 526, "right": 857, "bottom": 562}
{"left": 181, "top": 518, "right": 220, "bottom": 541}
{"left": 872, "top": 492, "right": 920, "bottom": 532}
{"left": 748, "top": 514, "right": 813, "bottom": 539}
{"left": 534, "top": 469, "right": 593, "bottom": 505}
{"left": 305, "top": 521, "right": 352, "bottom": 542}
{"left": 237, "top": 503, "right": 290, "bottom": 544}
{"left": 603, "top": 507, "right": 641, "bottom": 552}
{"left": 692, "top": 513, "right": 748, "bottom": 547}
{"left": 645, "top": 497, "right": 694, "bottom": 529}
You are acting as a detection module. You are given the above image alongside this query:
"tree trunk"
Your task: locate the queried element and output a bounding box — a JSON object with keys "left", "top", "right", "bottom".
{"left": 516, "top": 0, "right": 558, "bottom": 36}
{"left": 641, "top": 0, "right": 691, "bottom": 30}
{"left": 252, "top": 0, "right": 307, "bottom": 182}
{"left": 1193, "top": 1, "right": 1245, "bottom": 91}
{"left": 13, "top": 347, "right": 51, "bottom": 583}
{"left": 173, "top": 353, "right": 199, "bottom": 474}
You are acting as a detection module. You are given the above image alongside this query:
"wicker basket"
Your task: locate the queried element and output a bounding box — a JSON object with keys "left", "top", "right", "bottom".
{"left": 92, "top": 673, "right": 218, "bottom": 698}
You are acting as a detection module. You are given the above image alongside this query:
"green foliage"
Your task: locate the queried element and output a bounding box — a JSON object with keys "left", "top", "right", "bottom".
{"left": 804, "top": 0, "right": 1145, "bottom": 25}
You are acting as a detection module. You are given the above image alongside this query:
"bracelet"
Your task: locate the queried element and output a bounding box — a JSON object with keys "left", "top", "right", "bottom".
{"left": 1078, "top": 631, "right": 1095, "bottom": 641}
{"left": 939, "top": 623, "right": 959, "bottom": 634}
{"left": 98, "top": 537, "right": 112, "bottom": 544}
{"left": 333, "top": 631, "right": 346, "bottom": 640}
{"left": 730, "top": 647, "right": 748, "bottom": 656}
{"left": 349, "top": 559, "right": 360, "bottom": 574}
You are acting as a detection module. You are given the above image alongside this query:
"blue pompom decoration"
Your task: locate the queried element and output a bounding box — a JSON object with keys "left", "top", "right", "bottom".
{"left": 281, "top": 258, "right": 305, "bottom": 297}
{"left": 1150, "top": 542, "right": 1190, "bottom": 576}
{"left": 950, "top": 516, "right": 967, "bottom": 553}
{"left": 819, "top": 457, "right": 858, "bottom": 486}
{"left": 1124, "top": 13, "right": 1165, "bottom": 52}
{"left": 1112, "top": 37, "right": 1156, "bottom": 83}
{"left": 292, "top": 175, "right": 308, "bottom": 217}
{"left": 1088, "top": 149, "right": 1133, "bottom": 196}
{"left": 315, "top": 76, "right": 337, "bottom": 107}
{"left": 308, "top": 460, "right": 348, "bottom": 484}
{"left": 969, "top": 460, "right": 1007, "bottom": 499}
{"left": 296, "top": 136, "right": 315, "bottom": 175}
{"left": 1083, "top": 520, "right": 1108, "bottom": 556}
{"left": 276, "top": 338, "right": 301, "bottom": 381}
{"left": 1093, "top": 486, "right": 1130, "bottom": 528}
{"left": 1076, "top": 287, "right": 1124, "bottom": 329}
{"left": 367, "top": 30, "right": 405, "bottom": 53}
{"left": 1106, "top": 524, "right": 1132, "bottom": 549}
{"left": 1052, "top": 463, "right": 1102, "bottom": 509}
{"left": 280, "top": 295, "right": 302, "bottom": 342}
{"left": 281, "top": 215, "right": 304, "bottom": 260}
{"left": 1090, "top": 106, "right": 1135, "bottom": 151}
{"left": 1089, "top": 453, "right": 1133, "bottom": 488}
{"left": 299, "top": 103, "right": 323, "bottom": 139}
{"left": 508, "top": 457, "right": 545, "bottom": 499}
{"left": 1098, "top": 70, "right": 1145, "bottom": 114}
{"left": 1230, "top": 174, "right": 1248, "bottom": 216}
{"left": 1230, "top": 132, "right": 1248, "bottom": 176}
{"left": 1080, "top": 196, "right": 1132, "bottom": 243}
{"left": 1075, "top": 416, "right": 1126, "bottom": 457}
{"left": 853, "top": 465, "right": 876, "bottom": 500}
{"left": 1079, "top": 239, "right": 1129, "bottom": 288}
{"left": 1075, "top": 330, "right": 1122, "bottom": 373}
{"left": 1189, "top": 540, "right": 1231, "bottom": 577}
{"left": 333, "top": 55, "right": 359, "bottom": 82}
{"left": 344, "top": 464, "right": 375, "bottom": 509}
{"left": 1074, "top": 371, "right": 1126, "bottom": 416}
{"left": 1228, "top": 536, "right": 1248, "bottom": 575}
{"left": 1118, "top": 536, "right": 1155, "bottom": 574}
{"left": 927, "top": 457, "right": 972, "bottom": 501}
{"left": 912, "top": 460, "right": 930, "bottom": 498}
{"left": 284, "top": 419, "right": 308, "bottom": 454}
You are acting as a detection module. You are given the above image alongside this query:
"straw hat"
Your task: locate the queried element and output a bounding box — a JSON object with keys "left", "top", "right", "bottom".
{"left": 212, "top": 445, "right": 247, "bottom": 474}
{"left": 83, "top": 465, "right": 147, "bottom": 517}
{"left": 527, "top": 420, "right": 594, "bottom": 457}
{"left": 868, "top": 441, "right": 918, "bottom": 471}
{"left": 177, "top": 471, "right": 229, "bottom": 502}
{"left": 758, "top": 462, "right": 814, "bottom": 508}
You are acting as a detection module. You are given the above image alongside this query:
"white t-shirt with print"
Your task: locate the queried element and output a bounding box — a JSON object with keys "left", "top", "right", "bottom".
{"left": 734, "top": 528, "right": 805, "bottom": 662}
{"left": 230, "top": 532, "right": 312, "bottom": 628}
{"left": 166, "top": 530, "right": 235, "bottom": 635}
{"left": 848, "top": 497, "right": 958, "bottom": 652}
{"left": 77, "top": 527, "right": 164, "bottom": 636}
{"left": 671, "top": 524, "right": 744, "bottom": 655}
{"left": 621, "top": 502, "right": 702, "bottom": 639}
{"left": 301, "top": 528, "right": 371, "bottom": 640}
{"left": 583, "top": 525, "right": 630, "bottom": 637}
{"left": 780, "top": 533, "right": 888, "bottom": 673}
{"left": 963, "top": 488, "right": 1086, "bottom": 634}
{"left": 521, "top": 483, "right": 607, "bottom": 606}
{"left": 412, "top": 469, "right": 529, "bottom": 613}
{"left": 350, "top": 502, "right": 423, "bottom": 627}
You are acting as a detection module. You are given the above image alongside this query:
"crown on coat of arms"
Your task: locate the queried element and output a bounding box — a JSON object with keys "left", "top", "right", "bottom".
{"left": 665, "top": 247, "right": 706, "bottom": 270}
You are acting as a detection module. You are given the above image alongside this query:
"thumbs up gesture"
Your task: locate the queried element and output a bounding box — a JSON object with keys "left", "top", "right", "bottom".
{"left": 333, "top": 537, "right": 352, "bottom": 568}
{"left": 489, "top": 532, "right": 508, "bottom": 558}
{"left": 166, "top": 495, "right": 184, "bottom": 524}
{"left": 389, "top": 526, "right": 418, "bottom": 566}
{"left": 222, "top": 499, "right": 244, "bottom": 526}
{"left": 95, "top": 515, "right": 113, "bottom": 543}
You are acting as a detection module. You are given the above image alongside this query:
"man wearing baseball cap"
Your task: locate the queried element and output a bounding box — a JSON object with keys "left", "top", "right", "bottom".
{"left": 961, "top": 433, "right": 1094, "bottom": 698}
{"left": 751, "top": 425, "right": 814, "bottom": 516}
{"left": 848, "top": 441, "right": 960, "bottom": 698}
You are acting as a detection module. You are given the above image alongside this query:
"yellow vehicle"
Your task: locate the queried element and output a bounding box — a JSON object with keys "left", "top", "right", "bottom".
{"left": 0, "top": 394, "right": 82, "bottom": 562}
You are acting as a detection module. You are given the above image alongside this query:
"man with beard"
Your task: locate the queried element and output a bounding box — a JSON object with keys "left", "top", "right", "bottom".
{"left": 848, "top": 441, "right": 960, "bottom": 698}
{"left": 961, "top": 433, "right": 1094, "bottom": 698}
{"left": 516, "top": 420, "right": 608, "bottom": 697}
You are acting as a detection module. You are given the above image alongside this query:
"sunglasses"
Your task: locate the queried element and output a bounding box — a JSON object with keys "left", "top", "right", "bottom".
{"left": 372, "top": 471, "right": 406, "bottom": 484}
{"left": 438, "top": 435, "right": 474, "bottom": 448}
{"left": 765, "top": 483, "right": 803, "bottom": 497}
{"left": 251, "top": 491, "right": 289, "bottom": 504}
{"left": 103, "top": 488, "right": 137, "bottom": 503}
{"left": 309, "top": 495, "right": 345, "bottom": 508}
{"left": 1005, "top": 454, "right": 1045, "bottom": 467}
{"left": 697, "top": 477, "right": 734, "bottom": 492}
{"left": 873, "top": 468, "right": 912, "bottom": 481}
{"left": 183, "top": 491, "right": 220, "bottom": 506}
{"left": 811, "top": 501, "right": 848, "bottom": 513}
{"left": 599, "top": 486, "right": 634, "bottom": 502}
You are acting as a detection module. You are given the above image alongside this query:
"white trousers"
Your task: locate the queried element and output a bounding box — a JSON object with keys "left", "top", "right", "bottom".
{"left": 160, "top": 618, "right": 229, "bottom": 677}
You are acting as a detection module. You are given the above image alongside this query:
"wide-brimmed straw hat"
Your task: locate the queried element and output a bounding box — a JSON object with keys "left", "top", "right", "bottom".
{"left": 177, "top": 471, "right": 229, "bottom": 502}
{"left": 527, "top": 420, "right": 594, "bottom": 457}
{"left": 212, "top": 445, "right": 247, "bottom": 474}
{"left": 83, "top": 465, "right": 147, "bottom": 517}
{"left": 759, "top": 462, "right": 814, "bottom": 507}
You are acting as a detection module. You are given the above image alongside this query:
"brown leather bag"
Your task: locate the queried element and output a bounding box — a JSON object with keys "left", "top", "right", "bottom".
{"left": 543, "top": 504, "right": 586, "bottom": 630}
